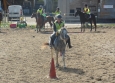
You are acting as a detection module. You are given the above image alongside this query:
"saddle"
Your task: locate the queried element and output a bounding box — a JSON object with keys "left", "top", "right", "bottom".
{"left": 85, "top": 13, "right": 91, "bottom": 19}
{"left": 36, "top": 13, "right": 47, "bottom": 22}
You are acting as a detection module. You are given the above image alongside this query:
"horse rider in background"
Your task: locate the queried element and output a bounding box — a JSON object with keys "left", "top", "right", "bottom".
{"left": 55, "top": 7, "right": 61, "bottom": 15}
{"left": 37, "top": 5, "right": 46, "bottom": 22}
{"left": 83, "top": 4, "right": 91, "bottom": 19}
{"left": 54, "top": 7, "right": 61, "bottom": 20}
{"left": 49, "top": 14, "right": 72, "bottom": 49}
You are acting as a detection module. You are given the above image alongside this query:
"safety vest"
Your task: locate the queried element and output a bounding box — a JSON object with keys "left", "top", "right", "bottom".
{"left": 37, "top": 9, "right": 43, "bottom": 15}
{"left": 84, "top": 7, "right": 90, "bottom": 14}
{"left": 55, "top": 10, "right": 61, "bottom": 15}
{"left": 55, "top": 21, "right": 64, "bottom": 31}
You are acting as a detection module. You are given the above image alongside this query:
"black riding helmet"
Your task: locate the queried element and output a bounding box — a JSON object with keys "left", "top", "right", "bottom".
{"left": 56, "top": 7, "right": 59, "bottom": 10}
{"left": 85, "top": 4, "right": 88, "bottom": 7}
{"left": 57, "top": 14, "right": 62, "bottom": 19}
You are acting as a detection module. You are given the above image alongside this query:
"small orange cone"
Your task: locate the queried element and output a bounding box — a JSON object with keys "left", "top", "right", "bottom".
{"left": 49, "top": 58, "right": 57, "bottom": 78}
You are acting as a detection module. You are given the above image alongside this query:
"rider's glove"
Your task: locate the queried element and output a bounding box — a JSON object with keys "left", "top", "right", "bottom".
{"left": 55, "top": 32, "right": 58, "bottom": 36}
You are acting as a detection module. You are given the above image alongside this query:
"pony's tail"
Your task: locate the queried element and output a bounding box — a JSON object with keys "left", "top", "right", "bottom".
{"left": 44, "top": 43, "right": 49, "bottom": 45}
{"left": 52, "top": 17, "right": 55, "bottom": 23}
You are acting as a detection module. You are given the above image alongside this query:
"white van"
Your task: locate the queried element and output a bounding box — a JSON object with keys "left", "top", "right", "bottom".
{"left": 8, "top": 5, "right": 23, "bottom": 21}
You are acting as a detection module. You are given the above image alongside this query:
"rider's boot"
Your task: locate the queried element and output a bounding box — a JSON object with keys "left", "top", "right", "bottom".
{"left": 66, "top": 37, "right": 72, "bottom": 48}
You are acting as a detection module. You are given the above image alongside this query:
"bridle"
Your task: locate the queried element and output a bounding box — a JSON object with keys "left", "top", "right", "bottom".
{"left": 59, "top": 28, "right": 67, "bottom": 44}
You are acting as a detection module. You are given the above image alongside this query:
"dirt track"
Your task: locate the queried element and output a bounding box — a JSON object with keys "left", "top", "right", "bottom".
{"left": 0, "top": 27, "right": 115, "bottom": 83}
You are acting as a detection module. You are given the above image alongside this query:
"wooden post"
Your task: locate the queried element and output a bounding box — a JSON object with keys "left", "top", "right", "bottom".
{"left": 3, "top": 0, "right": 7, "bottom": 11}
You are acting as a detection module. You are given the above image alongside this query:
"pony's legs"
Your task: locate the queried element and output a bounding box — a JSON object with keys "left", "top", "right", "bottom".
{"left": 94, "top": 20, "right": 97, "bottom": 31}
{"left": 90, "top": 21, "right": 92, "bottom": 31}
{"left": 56, "top": 52, "right": 59, "bottom": 67}
{"left": 92, "top": 15, "right": 97, "bottom": 31}
{"left": 49, "top": 21, "right": 52, "bottom": 27}
{"left": 41, "top": 22, "right": 45, "bottom": 31}
{"left": 42, "top": 24, "right": 45, "bottom": 31}
{"left": 94, "top": 24, "right": 96, "bottom": 31}
{"left": 62, "top": 52, "right": 65, "bottom": 68}
{"left": 36, "top": 24, "right": 40, "bottom": 32}
{"left": 81, "top": 22, "right": 83, "bottom": 32}
{"left": 36, "top": 24, "right": 39, "bottom": 33}
{"left": 81, "top": 22, "right": 85, "bottom": 32}
{"left": 82, "top": 23, "right": 85, "bottom": 32}
{"left": 83, "top": 23, "right": 85, "bottom": 32}
{"left": 49, "top": 21, "right": 53, "bottom": 30}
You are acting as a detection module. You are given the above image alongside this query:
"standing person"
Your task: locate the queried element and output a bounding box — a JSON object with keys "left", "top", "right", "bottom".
{"left": 49, "top": 14, "right": 72, "bottom": 49}
{"left": 83, "top": 4, "right": 91, "bottom": 19}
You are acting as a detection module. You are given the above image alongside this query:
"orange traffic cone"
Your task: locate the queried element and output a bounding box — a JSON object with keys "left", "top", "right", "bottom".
{"left": 49, "top": 58, "right": 57, "bottom": 78}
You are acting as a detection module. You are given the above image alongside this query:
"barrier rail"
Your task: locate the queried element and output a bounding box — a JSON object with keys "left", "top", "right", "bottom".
{"left": 45, "top": 13, "right": 80, "bottom": 23}
{"left": 62, "top": 13, "right": 80, "bottom": 23}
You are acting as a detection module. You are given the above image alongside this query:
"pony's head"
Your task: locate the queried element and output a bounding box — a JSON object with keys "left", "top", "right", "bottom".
{"left": 37, "top": 12, "right": 41, "bottom": 17}
{"left": 31, "top": 12, "right": 41, "bottom": 18}
{"left": 31, "top": 12, "right": 36, "bottom": 18}
{"left": 59, "top": 27, "right": 68, "bottom": 41}
{"left": 75, "top": 10, "right": 80, "bottom": 17}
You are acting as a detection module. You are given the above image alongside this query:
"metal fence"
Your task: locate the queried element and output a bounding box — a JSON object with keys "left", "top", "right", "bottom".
{"left": 45, "top": 12, "right": 80, "bottom": 23}
{"left": 0, "top": 12, "right": 80, "bottom": 29}
{"left": 62, "top": 13, "right": 80, "bottom": 23}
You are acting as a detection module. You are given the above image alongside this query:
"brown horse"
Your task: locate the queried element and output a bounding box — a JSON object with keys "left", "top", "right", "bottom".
{"left": 31, "top": 12, "right": 54, "bottom": 32}
{"left": 31, "top": 12, "right": 44, "bottom": 32}
{"left": 0, "top": 12, "right": 3, "bottom": 32}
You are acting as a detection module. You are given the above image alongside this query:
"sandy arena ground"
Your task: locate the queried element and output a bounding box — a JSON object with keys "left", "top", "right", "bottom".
{"left": 0, "top": 27, "right": 115, "bottom": 83}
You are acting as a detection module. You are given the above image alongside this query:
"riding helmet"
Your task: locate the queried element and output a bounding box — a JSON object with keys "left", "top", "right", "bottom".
{"left": 85, "top": 4, "right": 87, "bottom": 7}
{"left": 57, "top": 14, "right": 62, "bottom": 19}
{"left": 39, "top": 5, "right": 43, "bottom": 8}
{"left": 56, "top": 7, "right": 59, "bottom": 10}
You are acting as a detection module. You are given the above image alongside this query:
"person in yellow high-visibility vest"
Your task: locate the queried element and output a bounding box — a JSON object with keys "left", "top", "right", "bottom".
{"left": 83, "top": 4, "right": 91, "bottom": 19}
{"left": 37, "top": 5, "right": 43, "bottom": 15}
{"left": 37, "top": 5, "right": 46, "bottom": 21}
{"left": 49, "top": 14, "right": 72, "bottom": 49}
{"left": 54, "top": 7, "right": 61, "bottom": 20}
{"left": 55, "top": 7, "right": 61, "bottom": 15}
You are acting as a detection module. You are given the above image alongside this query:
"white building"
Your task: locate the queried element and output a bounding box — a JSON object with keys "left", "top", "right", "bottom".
{"left": 58, "top": 0, "right": 98, "bottom": 16}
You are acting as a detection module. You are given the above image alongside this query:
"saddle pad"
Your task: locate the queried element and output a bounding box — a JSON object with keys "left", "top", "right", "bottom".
{"left": 10, "top": 24, "right": 17, "bottom": 28}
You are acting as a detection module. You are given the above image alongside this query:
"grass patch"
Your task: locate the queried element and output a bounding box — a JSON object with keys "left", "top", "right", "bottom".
{"left": 0, "top": 22, "right": 36, "bottom": 29}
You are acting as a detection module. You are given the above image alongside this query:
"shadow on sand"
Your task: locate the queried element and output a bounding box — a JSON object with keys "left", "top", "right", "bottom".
{"left": 58, "top": 66, "right": 85, "bottom": 75}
